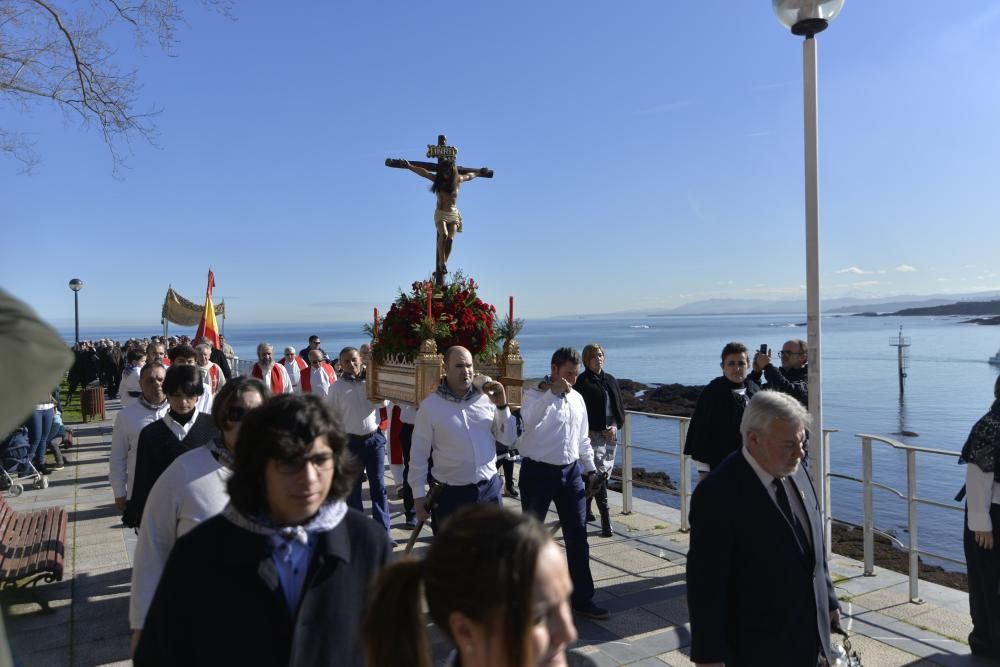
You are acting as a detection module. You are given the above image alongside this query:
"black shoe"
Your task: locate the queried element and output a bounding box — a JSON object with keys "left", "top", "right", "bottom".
{"left": 586, "top": 512, "right": 596, "bottom": 522}
{"left": 37, "top": 465, "right": 53, "bottom": 475}
{"left": 504, "top": 485, "right": 519, "bottom": 499}
{"left": 573, "top": 602, "right": 609, "bottom": 620}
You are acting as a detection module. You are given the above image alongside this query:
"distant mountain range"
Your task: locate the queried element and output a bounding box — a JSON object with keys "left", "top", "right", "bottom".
{"left": 636, "top": 291, "right": 1000, "bottom": 316}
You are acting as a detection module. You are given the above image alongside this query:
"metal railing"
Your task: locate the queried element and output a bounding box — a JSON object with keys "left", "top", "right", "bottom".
{"left": 618, "top": 412, "right": 963, "bottom": 602}
{"left": 620, "top": 411, "right": 691, "bottom": 529}
{"left": 829, "top": 434, "right": 963, "bottom": 603}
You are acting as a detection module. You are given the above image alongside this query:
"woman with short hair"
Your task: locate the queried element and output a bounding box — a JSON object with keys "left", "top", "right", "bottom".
{"left": 129, "top": 376, "right": 269, "bottom": 647}
{"left": 135, "top": 394, "right": 391, "bottom": 667}
{"left": 364, "top": 504, "right": 578, "bottom": 667}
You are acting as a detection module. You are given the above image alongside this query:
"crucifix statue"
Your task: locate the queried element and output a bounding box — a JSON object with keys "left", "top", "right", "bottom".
{"left": 387, "top": 135, "right": 493, "bottom": 286}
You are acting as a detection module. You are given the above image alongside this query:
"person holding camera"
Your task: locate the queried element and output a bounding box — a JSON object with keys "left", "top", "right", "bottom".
{"left": 750, "top": 338, "right": 809, "bottom": 408}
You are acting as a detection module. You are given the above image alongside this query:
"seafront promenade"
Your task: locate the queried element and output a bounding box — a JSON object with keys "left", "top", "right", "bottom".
{"left": 0, "top": 400, "right": 992, "bottom": 666}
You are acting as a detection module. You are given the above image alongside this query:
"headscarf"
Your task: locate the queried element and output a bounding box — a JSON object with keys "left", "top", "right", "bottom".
{"left": 959, "top": 400, "right": 1000, "bottom": 475}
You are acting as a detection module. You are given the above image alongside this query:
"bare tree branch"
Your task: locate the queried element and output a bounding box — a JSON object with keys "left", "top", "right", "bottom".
{"left": 0, "top": 0, "right": 234, "bottom": 173}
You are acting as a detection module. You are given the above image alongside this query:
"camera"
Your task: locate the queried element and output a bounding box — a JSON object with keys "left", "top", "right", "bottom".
{"left": 759, "top": 344, "right": 768, "bottom": 354}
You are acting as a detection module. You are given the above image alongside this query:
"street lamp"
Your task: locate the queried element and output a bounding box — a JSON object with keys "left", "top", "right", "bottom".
{"left": 68, "top": 278, "right": 84, "bottom": 347}
{"left": 772, "top": 0, "right": 844, "bottom": 557}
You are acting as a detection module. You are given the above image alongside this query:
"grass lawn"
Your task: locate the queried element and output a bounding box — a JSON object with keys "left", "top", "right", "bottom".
{"left": 58, "top": 377, "right": 84, "bottom": 424}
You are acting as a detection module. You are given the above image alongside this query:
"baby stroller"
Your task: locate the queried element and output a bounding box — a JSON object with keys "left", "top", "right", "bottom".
{"left": 1, "top": 427, "right": 48, "bottom": 496}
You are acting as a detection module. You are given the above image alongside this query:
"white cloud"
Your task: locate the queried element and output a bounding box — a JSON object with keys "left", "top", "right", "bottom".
{"left": 895, "top": 264, "right": 917, "bottom": 273}
{"left": 836, "top": 266, "right": 873, "bottom": 275}
{"left": 936, "top": 278, "right": 949, "bottom": 282}
{"left": 852, "top": 280, "right": 881, "bottom": 288}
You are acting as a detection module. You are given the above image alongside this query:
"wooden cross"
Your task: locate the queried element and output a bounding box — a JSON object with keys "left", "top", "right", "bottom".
{"left": 385, "top": 134, "right": 494, "bottom": 178}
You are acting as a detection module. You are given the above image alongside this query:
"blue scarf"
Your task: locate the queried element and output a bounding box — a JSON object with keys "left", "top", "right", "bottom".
{"left": 436, "top": 379, "right": 479, "bottom": 403}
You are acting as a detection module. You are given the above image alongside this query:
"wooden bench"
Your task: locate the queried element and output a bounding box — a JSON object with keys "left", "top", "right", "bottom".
{"left": 0, "top": 496, "right": 68, "bottom": 610}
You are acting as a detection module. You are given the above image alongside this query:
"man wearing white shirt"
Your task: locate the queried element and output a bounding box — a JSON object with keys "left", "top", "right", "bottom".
{"left": 329, "top": 346, "right": 391, "bottom": 535}
{"left": 280, "top": 347, "right": 306, "bottom": 392}
{"left": 518, "top": 347, "right": 606, "bottom": 620}
{"left": 409, "top": 346, "right": 516, "bottom": 532}
{"left": 109, "top": 362, "right": 168, "bottom": 513}
{"left": 300, "top": 349, "right": 336, "bottom": 398}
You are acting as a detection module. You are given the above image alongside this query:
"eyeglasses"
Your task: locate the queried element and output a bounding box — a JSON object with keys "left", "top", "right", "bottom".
{"left": 226, "top": 405, "right": 250, "bottom": 422}
{"left": 275, "top": 452, "right": 334, "bottom": 475}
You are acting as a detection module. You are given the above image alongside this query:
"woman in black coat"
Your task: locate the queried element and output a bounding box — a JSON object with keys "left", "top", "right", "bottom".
{"left": 135, "top": 393, "right": 391, "bottom": 667}
{"left": 683, "top": 342, "right": 760, "bottom": 480}
{"left": 574, "top": 343, "right": 625, "bottom": 537}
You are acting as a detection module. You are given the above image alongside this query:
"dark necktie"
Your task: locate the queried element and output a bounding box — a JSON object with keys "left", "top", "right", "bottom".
{"left": 773, "top": 478, "right": 810, "bottom": 557}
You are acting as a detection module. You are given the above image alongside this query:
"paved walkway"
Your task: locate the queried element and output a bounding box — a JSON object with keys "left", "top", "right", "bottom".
{"left": 0, "top": 402, "right": 990, "bottom": 666}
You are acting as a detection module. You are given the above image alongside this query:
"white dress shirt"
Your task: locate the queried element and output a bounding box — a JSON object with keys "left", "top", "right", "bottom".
{"left": 281, "top": 359, "right": 302, "bottom": 391}
{"left": 129, "top": 446, "right": 231, "bottom": 629}
{"left": 518, "top": 388, "right": 596, "bottom": 473}
{"left": 742, "top": 446, "right": 812, "bottom": 547}
{"left": 195, "top": 382, "right": 213, "bottom": 416}
{"left": 328, "top": 378, "right": 387, "bottom": 436}
{"left": 965, "top": 462, "right": 1000, "bottom": 532}
{"left": 408, "top": 392, "right": 516, "bottom": 495}
{"left": 108, "top": 398, "right": 169, "bottom": 499}
{"left": 305, "top": 365, "right": 334, "bottom": 398}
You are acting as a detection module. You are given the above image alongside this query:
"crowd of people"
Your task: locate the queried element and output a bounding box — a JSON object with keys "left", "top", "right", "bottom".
{"left": 17, "top": 324, "right": 1000, "bottom": 665}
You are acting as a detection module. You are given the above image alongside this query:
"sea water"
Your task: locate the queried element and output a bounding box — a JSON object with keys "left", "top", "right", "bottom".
{"left": 65, "top": 314, "right": 1000, "bottom": 569}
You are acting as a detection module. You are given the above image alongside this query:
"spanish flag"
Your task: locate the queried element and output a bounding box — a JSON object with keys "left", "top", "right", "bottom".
{"left": 193, "top": 269, "right": 221, "bottom": 349}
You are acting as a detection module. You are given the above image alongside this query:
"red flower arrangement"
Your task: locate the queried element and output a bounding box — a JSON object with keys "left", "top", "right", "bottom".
{"left": 368, "top": 272, "right": 500, "bottom": 362}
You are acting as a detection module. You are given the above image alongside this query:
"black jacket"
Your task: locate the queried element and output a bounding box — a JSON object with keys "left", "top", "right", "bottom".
{"left": 123, "top": 413, "right": 219, "bottom": 527}
{"left": 749, "top": 363, "right": 808, "bottom": 407}
{"left": 574, "top": 369, "right": 626, "bottom": 432}
{"left": 209, "top": 347, "right": 233, "bottom": 381}
{"left": 687, "top": 450, "right": 838, "bottom": 666}
{"left": 683, "top": 376, "right": 759, "bottom": 470}
{"left": 135, "top": 509, "right": 391, "bottom": 667}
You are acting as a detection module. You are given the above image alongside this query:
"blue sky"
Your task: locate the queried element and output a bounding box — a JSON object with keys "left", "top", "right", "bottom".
{"left": 3, "top": 1, "right": 1000, "bottom": 327}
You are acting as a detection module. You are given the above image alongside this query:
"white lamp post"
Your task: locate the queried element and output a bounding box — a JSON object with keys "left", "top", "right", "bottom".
{"left": 772, "top": 0, "right": 844, "bottom": 558}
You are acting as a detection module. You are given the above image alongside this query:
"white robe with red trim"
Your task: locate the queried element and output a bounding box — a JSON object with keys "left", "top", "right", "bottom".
{"left": 251, "top": 363, "right": 292, "bottom": 394}
{"left": 300, "top": 362, "right": 336, "bottom": 398}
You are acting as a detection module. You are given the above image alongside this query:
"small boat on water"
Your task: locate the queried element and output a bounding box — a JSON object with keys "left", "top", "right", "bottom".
{"left": 990, "top": 347, "right": 1000, "bottom": 365}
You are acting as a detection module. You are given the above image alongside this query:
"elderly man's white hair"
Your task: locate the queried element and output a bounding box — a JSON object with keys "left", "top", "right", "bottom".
{"left": 740, "top": 391, "right": 811, "bottom": 444}
{"left": 256, "top": 342, "right": 273, "bottom": 359}
{"left": 284, "top": 346, "right": 295, "bottom": 355}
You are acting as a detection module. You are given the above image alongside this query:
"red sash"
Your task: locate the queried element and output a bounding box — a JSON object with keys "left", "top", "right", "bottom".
{"left": 208, "top": 364, "right": 220, "bottom": 393}
{"left": 252, "top": 363, "right": 284, "bottom": 394}
{"left": 388, "top": 405, "right": 404, "bottom": 465}
{"left": 300, "top": 363, "right": 334, "bottom": 393}
{"left": 379, "top": 406, "right": 389, "bottom": 433}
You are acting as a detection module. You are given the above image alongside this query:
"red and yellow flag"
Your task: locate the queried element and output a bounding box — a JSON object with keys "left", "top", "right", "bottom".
{"left": 194, "top": 269, "right": 221, "bottom": 348}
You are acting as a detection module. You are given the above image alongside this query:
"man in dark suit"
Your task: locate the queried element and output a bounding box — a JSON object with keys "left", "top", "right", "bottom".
{"left": 686, "top": 391, "right": 841, "bottom": 666}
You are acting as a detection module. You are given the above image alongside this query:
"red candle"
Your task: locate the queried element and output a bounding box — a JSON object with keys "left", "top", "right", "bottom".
{"left": 426, "top": 282, "right": 433, "bottom": 320}
{"left": 509, "top": 295, "right": 514, "bottom": 322}
{"left": 374, "top": 307, "right": 379, "bottom": 340}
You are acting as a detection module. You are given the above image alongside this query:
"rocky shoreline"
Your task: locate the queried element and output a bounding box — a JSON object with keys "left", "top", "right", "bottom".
{"left": 611, "top": 378, "right": 969, "bottom": 590}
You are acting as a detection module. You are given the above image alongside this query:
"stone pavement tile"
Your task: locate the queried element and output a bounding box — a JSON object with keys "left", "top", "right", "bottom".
{"left": 621, "top": 657, "right": 671, "bottom": 666}
{"left": 6, "top": 620, "right": 72, "bottom": 654}
{"left": 589, "top": 607, "right": 673, "bottom": 640}
{"left": 846, "top": 605, "right": 971, "bottom": 663}
{"left": 644, "top": 595, "right": 690, "bottom": 626}
{"left": 627, "top": 625, "right": 690, "bottom": 657}
{"left": 72, "top": 529, "right": 127, "bottom": 549}
{"left": 3, "top": 602, "right": 72, "bottom": 631}
{"left": 572, "top": 647, "right": 630, "bottom": 667}
{"left": 73, "top": 613, "right": 131, "bottom": 645}
{"left": 74, "top": 593, "right": 128, "bottom": 623}
{"left": 835, "top": 634, "right": 939, "bottom": 666}
{"left": 10, "top": 645, "right": 71, "bottom": 667}
{"left": 599, "top": 566, "right": 686, "bottom": 599}
{"left": 71, "top": 635, "right": 132, "bottom": 667}
{"left": 852, "top": 588, "right": 972, "bottom": 642}
{"left": 590, "top": 540, "right": 639, "bottom": 558}
{"left": 75, "top": 551, "right": 131, "bottom": 571}
{"left": 657, "top": 646, "right": 694, "bottom": 666}
{"left": 603, "top": 548, "right": 675, "bottom": 574}
{"left": 590, "top": 559, "right": 631, "bottom": 581}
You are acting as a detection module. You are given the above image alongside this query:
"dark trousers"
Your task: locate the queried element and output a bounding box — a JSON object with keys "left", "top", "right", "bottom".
{"left": 965, "top": 505, "right": 1000, "bottom": 658}
{"left": 431, "top": 474, "right": 501, "bottom": 534}
{"left": 399, "top": 423, "right": 415, "bottom": 521}
{"left": 519, "top": 458, "right": 594, "bottom": 608}
{"left": 347, "top": 432, "right": 390, "bottom": 533}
